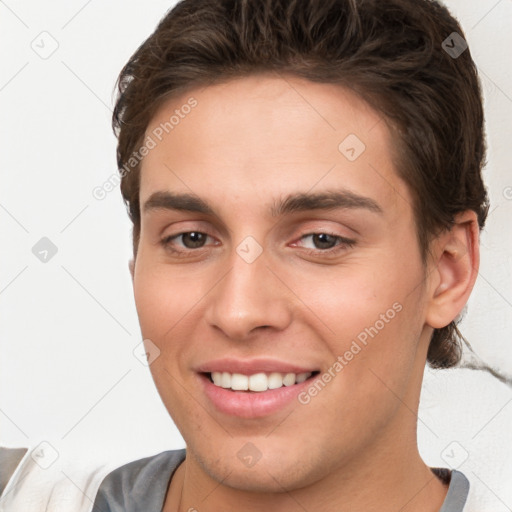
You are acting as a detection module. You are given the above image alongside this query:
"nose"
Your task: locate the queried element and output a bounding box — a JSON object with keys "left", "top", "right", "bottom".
{"left": 204, "top": 247, "right": 293, "bottom": 341}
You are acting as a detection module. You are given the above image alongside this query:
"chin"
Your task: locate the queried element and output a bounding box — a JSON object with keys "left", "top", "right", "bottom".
{"left": 194, "top": 448, "right": 324, "bottom": 494}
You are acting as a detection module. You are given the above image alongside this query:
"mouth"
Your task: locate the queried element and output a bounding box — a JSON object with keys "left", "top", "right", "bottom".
{"left": 198, "top": 369, "right": 321, "bottom": 419}
{"left": 203, "top": 370, "right": 321, "bottom": 392}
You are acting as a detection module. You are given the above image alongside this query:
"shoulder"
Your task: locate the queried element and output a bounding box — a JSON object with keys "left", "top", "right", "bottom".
{"left": 0, "top": 447, "right": 28, "bottom": 496}
{"left": 441, "top": 470, "right": 470, "bottom": 512}
{"left": 0, "top": 444, "right": 119, "bottom": 512}
{"left": 91, "top": 449, "right": 186, "bottom": 512}
{"left": 0, "top": 446, "right": 185, "bottom": 512}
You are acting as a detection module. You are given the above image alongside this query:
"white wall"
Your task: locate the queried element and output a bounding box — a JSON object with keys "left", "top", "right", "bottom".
{"left": 1, "top": 0, "right": 511, "bottom": 508}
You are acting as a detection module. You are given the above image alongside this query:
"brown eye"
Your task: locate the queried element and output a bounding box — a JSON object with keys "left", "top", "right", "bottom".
{"left": 311, "top": 233, "right": 338, "bottom": 250}
{"left": 160, "top": 231, "right": 213, "bottom": 254}
{"left": 297, "top": 232, "right": 356, "bottom": 253}
{"left": 179, "top": 232, "right": 208, "bottom": 248}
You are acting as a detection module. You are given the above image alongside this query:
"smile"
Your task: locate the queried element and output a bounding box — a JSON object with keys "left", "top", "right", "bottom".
{"left": 207, "top": 371, "right": 316, "bottom": 392}
{"left": 197, "top": 365, "right": 321, "bottom": 418}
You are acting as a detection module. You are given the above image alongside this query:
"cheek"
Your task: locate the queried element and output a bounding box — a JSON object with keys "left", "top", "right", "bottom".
{"left": 291, "top": 253, "right": 426, "bottom": 383}
{"left": 132, "top": 263, "right": 210, "bottom": 431}
{"left": 133, "top": 259, "right": 205, "bottom": 341}
{"left": 288, "top": 261, "right": 411, "bottom": 345}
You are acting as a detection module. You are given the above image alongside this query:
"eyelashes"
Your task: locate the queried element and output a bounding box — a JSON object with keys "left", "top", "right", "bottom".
{"left": 294, "top": 232, "right": 356, "bottom": 253}
{"left": 159, "top": 231, "right": 356, "bottom": 258}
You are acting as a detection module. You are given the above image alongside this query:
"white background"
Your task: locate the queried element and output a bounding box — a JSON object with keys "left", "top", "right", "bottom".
{"left": 1, "top": 0, "right": 511, "bottom": 508}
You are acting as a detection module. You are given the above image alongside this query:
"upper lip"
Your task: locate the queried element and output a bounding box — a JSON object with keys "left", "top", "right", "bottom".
{"left": 195, "top": 358, "right": 319, "bottom": 375}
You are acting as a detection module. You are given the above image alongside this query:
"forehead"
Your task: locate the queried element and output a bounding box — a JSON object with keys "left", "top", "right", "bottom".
{"left": 139, "top": 74, "right": 411, "bottom": 220}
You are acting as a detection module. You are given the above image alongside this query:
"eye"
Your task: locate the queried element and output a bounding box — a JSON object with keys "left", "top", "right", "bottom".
{"left": 294, "top": 232, "right": 356, "bottom": 254}
{"left": 159, "top": 230, "right": 356, "bottom": 258}
{"left": 161, "top": 231, "right": 214, "bottom": 253}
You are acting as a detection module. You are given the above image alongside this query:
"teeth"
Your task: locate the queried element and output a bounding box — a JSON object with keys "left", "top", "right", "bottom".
{"left": 295, "top": 372, "right": 310, "bottom": 383}
{"left": 283, "top": 373, "right": 296, "bottom": 386}
{"left": 210, "top": 371, "right": 313, "bottom": 392}
{"left": 268, "top": 372, "right": 284, "bottom": 390}
{"left": 249, "top": 373, "right": 268, "bottom": 392}
{"left": 231, "top": 373, "right": 249, "bottom": 391}
{"left": 212, "top": 372, "right": 223, "bottom": 386}
{"left": 220, "top": 372, "right": 231, "bottom": 388}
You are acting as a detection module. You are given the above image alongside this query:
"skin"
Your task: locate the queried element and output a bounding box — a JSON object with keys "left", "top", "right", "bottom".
{"left": 129, "top": 73, "right": 480, "bottom": 512}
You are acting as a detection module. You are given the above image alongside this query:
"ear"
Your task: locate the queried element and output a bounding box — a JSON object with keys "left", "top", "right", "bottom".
{"left": 128, "top": 258, "right": 135, "bottom": 282}
{"left": 425, "top": 210, "right": 480, "bottom": 330}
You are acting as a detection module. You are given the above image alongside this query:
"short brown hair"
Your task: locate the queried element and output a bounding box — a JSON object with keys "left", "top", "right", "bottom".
{"left": 112, "top": 0, "right": 489, "bottom": 369}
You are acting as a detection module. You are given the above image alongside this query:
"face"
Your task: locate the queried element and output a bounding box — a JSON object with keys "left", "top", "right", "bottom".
{"left": 132, "top": 74, "right": 433, "bottom": 492}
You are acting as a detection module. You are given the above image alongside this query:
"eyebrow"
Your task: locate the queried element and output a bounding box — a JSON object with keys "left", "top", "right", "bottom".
{"left": 142, "top": 189, "right": 383, "bottom": 217}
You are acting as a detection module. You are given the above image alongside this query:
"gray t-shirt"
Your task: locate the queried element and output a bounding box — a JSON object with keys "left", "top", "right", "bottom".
{"left": 91, "top": 449, "right": 470, "bottom": 512}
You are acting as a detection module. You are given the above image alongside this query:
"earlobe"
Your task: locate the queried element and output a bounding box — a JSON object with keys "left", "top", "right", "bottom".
{"left": 425, "top": 211, "right": 480, "bottom": 329}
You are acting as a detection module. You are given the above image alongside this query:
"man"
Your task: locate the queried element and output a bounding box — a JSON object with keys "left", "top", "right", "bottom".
{"left": 2, "top": 0, "right": 490, "bottom": 510}
{"left": 96, "top": 0, "right": 490, "bottom": 510}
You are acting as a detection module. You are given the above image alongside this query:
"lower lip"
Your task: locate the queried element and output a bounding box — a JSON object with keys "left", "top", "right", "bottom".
{"left": 199, "top": 373, "right": 316, "bottom": 419}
